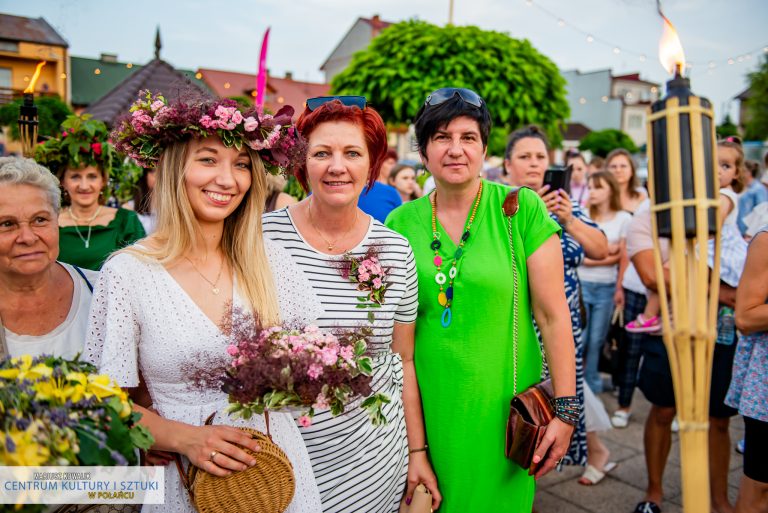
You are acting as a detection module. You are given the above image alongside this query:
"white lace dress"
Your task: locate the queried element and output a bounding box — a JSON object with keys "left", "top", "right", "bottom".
{"left": 84, "top": 240, "right": 323, "bottom": 513}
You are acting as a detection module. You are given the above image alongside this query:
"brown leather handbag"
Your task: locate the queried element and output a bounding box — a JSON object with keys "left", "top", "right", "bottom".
{"left": 502, "top": 188, "right": 557, "bottom": 470}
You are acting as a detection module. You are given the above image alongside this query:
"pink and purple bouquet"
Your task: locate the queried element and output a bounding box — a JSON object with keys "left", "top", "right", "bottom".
{"left": 336, "top": 247, "right": 390, "bottom": 323}
{"left": 196, "top": 310, "right": 390, "bottom": 427}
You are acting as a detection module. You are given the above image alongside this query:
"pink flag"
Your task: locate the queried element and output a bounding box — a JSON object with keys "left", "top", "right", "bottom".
{"left": 255, "top": 27, "right": 270, "bottom": 111}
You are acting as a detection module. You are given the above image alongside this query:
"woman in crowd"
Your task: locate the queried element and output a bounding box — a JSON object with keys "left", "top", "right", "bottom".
{"left": 387, "top": 88, "right": 578, "bottom": 512}
{"left": 579, "top": 171, "right": 632, "bottom": 393}
{"left": 605, "top": 148, "right": 646, "bottom": 213}
{"left": 727, "top": 226, "right": 768, "bottom": 513}
{"left": 85, "top": 94, "right": 322, "bottom": 512}
{"left": 264, "top": 173, "right": 298, "bottom": 212}
{"left": 0, "top": 157, "right": 98, "bottom": 358}
{"left": 503, "top": 124, "right": 608, "bottom": 469}
{"left": 263, "top": 97, "right": 439, "bottom": 512}
{"left": 35, "top": 115, "right": 145, "bottom": 270}
{"left": 123, "top": 168, "right": 158, "bottom": 235}
{"left": 388, "top": 163, "right": 419, "bottom": 203}
{"left": 565, "top": 149, "right": 590, "bottom": 207}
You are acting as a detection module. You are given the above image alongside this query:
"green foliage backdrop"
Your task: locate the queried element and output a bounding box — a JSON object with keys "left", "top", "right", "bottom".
{"left": 331, "top": 20, "right": 570, "bottom": 147}
{"left": 578, "top": 128, "right": 638, "bottom": 157}
{"left": 744, "top": 56, "right": 768, "bottom": 141}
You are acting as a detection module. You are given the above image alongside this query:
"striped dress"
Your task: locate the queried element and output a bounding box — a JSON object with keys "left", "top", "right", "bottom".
{"left": 263, "top": 208, "right": 418, "bottom": 513}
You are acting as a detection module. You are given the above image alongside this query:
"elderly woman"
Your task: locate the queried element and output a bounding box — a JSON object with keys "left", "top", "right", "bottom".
{"left": 503, "top": 125, "right": 608, "bottom": 469}
{"left": 386, "top": 88, "right": 579, "bottom": 512}
{"left": 0, "top": 157, "right": 98, "bottom": 358}
{"left": 35, "top": 114, "right": 145, "bottom": 270}
{"left": 262, "top": 96, "right": 440, "bottom": 512}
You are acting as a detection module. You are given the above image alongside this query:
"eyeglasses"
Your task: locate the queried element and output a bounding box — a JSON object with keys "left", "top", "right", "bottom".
{"left": 424, "top": 88, "right": 484, "bottom": 108}
{"left": 306, "top": 96, "right": 367, "bottom": 111}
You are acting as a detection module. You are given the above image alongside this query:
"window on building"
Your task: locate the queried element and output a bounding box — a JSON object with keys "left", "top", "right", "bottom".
{"left": 0, "top": 68, "right": 11, "bottom": 88}
{"left": 628, "top": 113, "right": 644, "bottom": 129}
{"left": 0, "top": 40, "right": 19, "bottom": 52}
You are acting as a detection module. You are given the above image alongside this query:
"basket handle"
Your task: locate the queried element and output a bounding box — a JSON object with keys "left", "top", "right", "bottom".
{"left": 174, "top": 410, "right": 274, "bottom": 501}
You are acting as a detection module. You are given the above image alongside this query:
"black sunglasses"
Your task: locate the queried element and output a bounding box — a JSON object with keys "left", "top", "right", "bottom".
{"left": 306, "top": 95, "right": 367, "bottom": 111}
{"left": 424, "top": 88, "right": 484, "bottom": 108}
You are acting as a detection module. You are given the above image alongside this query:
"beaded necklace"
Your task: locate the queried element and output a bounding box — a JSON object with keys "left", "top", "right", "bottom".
{"left": 430, "top": 180, "right": 483, "bottom": 328}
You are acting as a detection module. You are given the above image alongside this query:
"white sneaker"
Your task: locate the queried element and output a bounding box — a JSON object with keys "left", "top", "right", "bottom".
{"left": 671, "top": 417, "right": 679, "bottom": 433}
{"left": 611, "top": 410, "right": 631, "bottom": 428}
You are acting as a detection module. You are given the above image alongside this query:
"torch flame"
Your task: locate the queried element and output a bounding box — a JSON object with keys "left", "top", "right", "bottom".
{"left": 659, "top": 15, "right": 686, "bottom": 76}
{"left": 23, "top": 61, "right": 47, "bottom": 94}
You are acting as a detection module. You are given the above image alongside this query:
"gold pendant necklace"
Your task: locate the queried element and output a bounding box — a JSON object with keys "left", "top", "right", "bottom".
{"left": 185, "top": 256, "right": 225, "bottom": 295}
{"left": 307, "top": 197, "right": 358, "bottom": 252}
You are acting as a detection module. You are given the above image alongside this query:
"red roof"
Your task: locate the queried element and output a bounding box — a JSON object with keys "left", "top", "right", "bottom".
{"left": 197, "top": 68, "right": 329, "bottom": 117}
{"left": 612, "top": 73, "right": 659, "bottom": 87}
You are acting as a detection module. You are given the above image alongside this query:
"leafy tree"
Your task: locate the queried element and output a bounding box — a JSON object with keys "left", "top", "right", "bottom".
{"left": 331, "top": 20, "right": 569, "bottom": 147}
{"left": 716, "top": 114, "right": 738, "bottom": 139}
{"left": 578, "top": 129, "right": 638, "bottom": 157}
{"left": 0, "top": 95, "right": 72, "bottom": 140}
{"left": 744, "top": 56, "right": 768, "bottom": 141}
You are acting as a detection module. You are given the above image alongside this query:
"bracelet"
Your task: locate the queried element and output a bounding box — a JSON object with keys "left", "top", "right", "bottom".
{"left": 408, "top": 445, "right": 428, "bottom": 454}
{"left": 562, "top": 216, "right": 575, "bottom": 229}
{"left": 550, "top": 396, "right": 581, "bottom": 426}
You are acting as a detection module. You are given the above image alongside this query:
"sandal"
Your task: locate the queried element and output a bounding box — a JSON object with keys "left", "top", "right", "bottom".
{"left": 626, "top": 314, "right": 662, "bottom": 334}
{"left": 633, "top": 501, "right": 662, "bottom": 513}
{"left": 578, "top": 462, "right": 617, "bottom": 485}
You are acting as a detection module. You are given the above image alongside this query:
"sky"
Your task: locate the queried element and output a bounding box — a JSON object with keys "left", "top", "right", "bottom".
{"left": 3, "top": 0, "right": 766, "bottom": 123}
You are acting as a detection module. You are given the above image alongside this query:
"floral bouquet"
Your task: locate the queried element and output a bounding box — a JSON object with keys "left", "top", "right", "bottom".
{"left": 195, "top": 309, "right": 390, "bottom": 427}
{"left": 0, "top": 354, "right": 154, "bottom": 466}
{"left": 335, "top": 247, "right": 390, "bottom": 323}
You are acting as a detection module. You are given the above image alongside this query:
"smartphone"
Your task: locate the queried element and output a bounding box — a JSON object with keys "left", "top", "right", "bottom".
{"left": 543, "top": 165, "right": 572, "bottom": 195}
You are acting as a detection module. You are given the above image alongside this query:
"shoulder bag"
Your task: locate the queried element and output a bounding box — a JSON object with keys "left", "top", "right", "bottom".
{"left": 502, "top": 188, "right": 557, "bottom": 470}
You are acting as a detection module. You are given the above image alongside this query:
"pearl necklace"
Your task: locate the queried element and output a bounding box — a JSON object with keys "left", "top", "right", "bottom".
{"left": 430, "top": 181, "right": 483, "bottom": 328}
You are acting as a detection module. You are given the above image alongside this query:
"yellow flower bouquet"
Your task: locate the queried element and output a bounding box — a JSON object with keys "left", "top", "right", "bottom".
{"left": 0, "top": 355, "right": 153, "bottom": 466}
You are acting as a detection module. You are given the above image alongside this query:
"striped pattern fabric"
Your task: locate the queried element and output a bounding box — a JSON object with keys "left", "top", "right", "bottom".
{"left": 263, "top": 208, "right": 418, "bottom": 513}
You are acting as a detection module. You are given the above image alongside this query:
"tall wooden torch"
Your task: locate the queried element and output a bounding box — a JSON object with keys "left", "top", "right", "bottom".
{"left": 646, "top": 14, "right": 720, "bottom": 513}
{"left": 18, "top": 61, "right": 46, "bottom": 157}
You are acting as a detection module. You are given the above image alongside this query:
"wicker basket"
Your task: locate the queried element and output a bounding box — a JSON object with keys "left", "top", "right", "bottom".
{"left": 182, "top": 426, "right": 295, "bottom": 513}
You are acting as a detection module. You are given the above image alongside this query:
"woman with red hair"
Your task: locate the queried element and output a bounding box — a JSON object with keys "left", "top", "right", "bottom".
{"left": 262, "top": 97, "right": 441, "bottom": 512}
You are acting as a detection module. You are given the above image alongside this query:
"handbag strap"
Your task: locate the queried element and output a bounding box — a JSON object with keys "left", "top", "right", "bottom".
{"left": 503, "top": 188, "right": 521, "bottom": 395}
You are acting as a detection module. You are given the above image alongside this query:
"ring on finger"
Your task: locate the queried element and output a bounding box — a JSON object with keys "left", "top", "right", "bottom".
{"left": 209, "top": 450, "right": 219, "bottom": 462}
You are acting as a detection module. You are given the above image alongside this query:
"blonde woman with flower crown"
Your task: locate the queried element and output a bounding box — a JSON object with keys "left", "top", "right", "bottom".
{"left": 84, "top": 92, "right": 322, "bottom": 512}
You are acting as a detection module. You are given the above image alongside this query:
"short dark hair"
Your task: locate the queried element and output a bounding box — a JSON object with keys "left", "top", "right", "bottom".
{"left": 413, "top": 92, "right": 491, "bottom": 158}
{"left": 745, "top": 159, "right": 760, "bottom": 179}
{"left": 505, "top": 125, "right": 549, "bottom": 159}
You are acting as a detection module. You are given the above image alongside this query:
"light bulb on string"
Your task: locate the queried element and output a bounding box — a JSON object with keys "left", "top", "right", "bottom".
{"left": 613, "top": 47, "right": 621, "bottom": 54}
{"left": 640, "top": 54, "right": 647, "bottom": 62}
{"left": 586, "top": 34, "right": 594, "bottom": 43}
{"left": 557, "top": 19, "right": 565, "bottom": 27}
{"left": 728, "top": 58, "right": 735, "bottom": 65}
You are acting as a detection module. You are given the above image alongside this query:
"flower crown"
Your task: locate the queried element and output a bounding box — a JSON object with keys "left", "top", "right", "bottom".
{"left": 35, "top": 114, "right": 118, "bottom": 179}
{"left": 112, "top": 91, "right": 306, "bottom": 175}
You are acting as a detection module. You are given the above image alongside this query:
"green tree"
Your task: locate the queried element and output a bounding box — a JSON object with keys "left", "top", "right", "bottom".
{"left": 0, "top": 95, "right": 73, "bottom": 140}
{"left": 331, "top": 20, "right": 569, "bottom": 147}
{"left": 744, "top": 56, "right": 768, "bottom": 141}
{"left": 716, "top": 114, "right": 739, "bottom": 139}
{"left": 578, "top": 129, "right": 638, "bottom": 157}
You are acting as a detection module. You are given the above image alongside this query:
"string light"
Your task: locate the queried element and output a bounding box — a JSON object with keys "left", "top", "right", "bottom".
{"left": 522, "top": 0, "right": 766, "bottom": 74}
{"left": 578, "top": 97, "right": 587, "bottom": 104}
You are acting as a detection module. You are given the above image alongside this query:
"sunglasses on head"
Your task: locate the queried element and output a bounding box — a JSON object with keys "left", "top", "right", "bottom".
{"left": 306, "top": 96, "right": 367, "bottom": 111}
{"left": 424, "top": 88, "right": 484, "bottom": 108}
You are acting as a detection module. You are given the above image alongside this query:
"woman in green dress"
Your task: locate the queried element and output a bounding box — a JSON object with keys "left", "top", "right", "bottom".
{"left": 386, "top": 88, "right": 579, "bottom": 512}
{"left": 35, "top": 115, "right": 145, "bottom": 270}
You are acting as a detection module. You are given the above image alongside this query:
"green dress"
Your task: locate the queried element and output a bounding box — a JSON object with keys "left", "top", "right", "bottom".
{"left": 58, "top": 208, "right": 146, "bottom": 270}
{"left": 386, "top": 181, "right": 560, "bottom": 512}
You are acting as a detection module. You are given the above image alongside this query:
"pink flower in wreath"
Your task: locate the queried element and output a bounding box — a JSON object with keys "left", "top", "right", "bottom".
{"left": 243, "top": 116, "right": 259, "bottom": 132}
{"left": 319, "top": 346, "right": 339, "bottom": 366}
{"left": 231, "top": 110, "right": 244, "bottom": 125}
{"left": 312, "top": 393, "right": 330, "bottom": 410}
{"left": 339, "top": 345, "right": 354, "bottom": 362}
{"left": 226, "top": 344, "right": 239, "bottom": 356}
{"left": 372, "top": 277, "right": 383, "bottom": 289}
{"left": 215, "top": 105, "right": 232, "bottom": 121}
{"left": 307, "top": 363, "right": 323, "bottom": 380}
{"left": 297, "top": 415, "right": 312, "bottom": 427}
{"left": 358, "top": 271, "right": 370, "bottom": 282}
{"left": 150, "top": 100, "right": 165, "bottom": 112}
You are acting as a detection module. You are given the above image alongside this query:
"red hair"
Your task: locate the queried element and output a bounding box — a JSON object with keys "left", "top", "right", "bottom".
{"left": 294, "top": 100, "right": 387, "bottom": 192}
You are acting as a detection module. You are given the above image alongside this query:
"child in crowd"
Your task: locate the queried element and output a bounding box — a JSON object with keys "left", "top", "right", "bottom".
{"left": 626, "top": 137, "right": 747, "bottom": 334}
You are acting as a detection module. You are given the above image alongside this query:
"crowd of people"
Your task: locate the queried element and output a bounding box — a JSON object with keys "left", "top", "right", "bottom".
{"left": 0, "top": 86, "right": 766, "bottom": 513}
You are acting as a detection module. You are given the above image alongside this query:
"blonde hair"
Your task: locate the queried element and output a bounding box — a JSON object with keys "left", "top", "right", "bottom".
{"left": 717, "top": 140, "right": 746, "bottom": 194}
{"left": 125, "top": 140, "right": 280, "bottom": 324}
